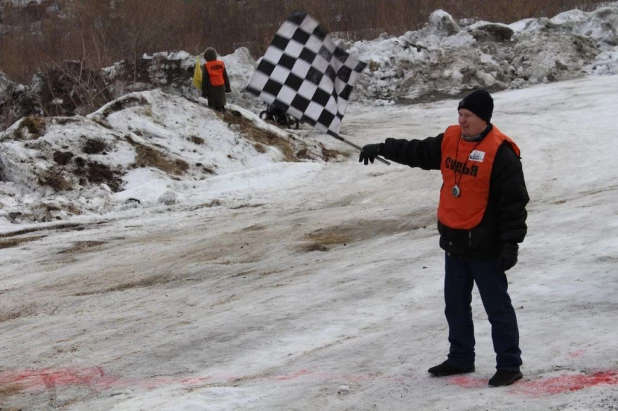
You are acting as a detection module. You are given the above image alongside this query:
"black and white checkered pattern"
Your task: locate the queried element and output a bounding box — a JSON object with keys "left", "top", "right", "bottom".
{"left": 246, "top": 11, "right": 367, "bottom": 137}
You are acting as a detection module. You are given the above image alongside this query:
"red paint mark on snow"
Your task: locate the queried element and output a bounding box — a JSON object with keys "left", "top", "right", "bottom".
{"left": 272, "top": 369, "right": 310, "bottom": 381}
{"left": 517, "top": 371, "right": 618, "bottom": 396}
{"left": 568, "top": 350, "right": 585, "bottom": 358}
{"left": 0, "top": 367, "right": 117, "bottom": 392}
{"left": 449, "top": 376, "right": 488, "bottom": 389}
{"left": 448, "top": 370, "right": 618, "bottom": 396}
{"left": 4, "top": 366, "right": 618, "bottom": 397}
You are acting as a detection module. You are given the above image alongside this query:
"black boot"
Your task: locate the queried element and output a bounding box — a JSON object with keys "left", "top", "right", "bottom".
{"left": 488, "top": 370, "right": 523, "bottom": 387}
{"left": 428, "top": 361, "right": 475, "bottom": 377}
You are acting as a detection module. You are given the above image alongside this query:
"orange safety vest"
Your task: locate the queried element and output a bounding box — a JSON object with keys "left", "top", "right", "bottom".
{"left": 437, "top": 125, "right": 520, "bottom": 229}
{"left": 204, "top": 61, "right": 226, "bottom": 87}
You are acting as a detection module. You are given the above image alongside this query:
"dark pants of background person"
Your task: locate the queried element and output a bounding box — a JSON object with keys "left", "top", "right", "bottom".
{"left": 444, "top": 253, "right": 522, "bottom": 371}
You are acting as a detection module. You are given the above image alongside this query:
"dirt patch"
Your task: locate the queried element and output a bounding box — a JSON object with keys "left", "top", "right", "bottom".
{"left": 0, "top": 235, "right": 45, "bottom": 249}
{"left": 74, "top": 273, "right": 175, "bottom": 296}
{"left": 85, "top": 161, "right": 122, "bottom": 191}
{"left": 242, "top": 224, "right": 266, "bottom": 232}
{"left": 189, "top": 136, "right": 204, "bottom": 145}
{"left": 0, "top": 383, "right": 25, "bottom": 400}
{"left": 53, "top": 151, "right": 74, "bottom": 165}
{"left": 299, "top": 216, "right": 434, "bottom": 252}
{"left": 0, "top": 223, "right": 87, "bottom": 238}
{"left": 82, "top": 138, "right": 108, "bottom": 154}
{"left": 300, "top": 229, "right": 354, "bottom": 252}
{"left": 55, "top": 117, "right": 80, "bottom": 126}
{"left": 41, "top": 152, "right": 123, "bottom": 192}
{"left": 188, "top": 199, "right": 222, "bottom": 210}
{"left": 58, "top": 240, "right": 106, "bottom": 254}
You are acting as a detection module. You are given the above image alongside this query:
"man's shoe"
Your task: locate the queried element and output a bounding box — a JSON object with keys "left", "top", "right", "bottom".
{"left": 428, "top": 361, "right": 475, "bottom": 377}
{"left": 488, "top": 370, "right": 523, "bottom": 387}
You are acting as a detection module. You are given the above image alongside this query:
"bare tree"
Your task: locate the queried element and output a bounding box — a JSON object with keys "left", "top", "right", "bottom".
{"left": 0, "top": 0, "right": 603, "bottom": 83}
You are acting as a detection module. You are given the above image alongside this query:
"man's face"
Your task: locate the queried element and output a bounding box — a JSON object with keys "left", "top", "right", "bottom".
{"left": 458, "top": 109, "right": 487, "bottom": 137}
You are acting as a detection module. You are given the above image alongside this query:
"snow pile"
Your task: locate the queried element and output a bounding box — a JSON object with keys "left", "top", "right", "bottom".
{"left": 0, "top": 90, "right": 331, "bottom": 225}
{"left": 346, "top": 6, "right": 618, "bottom": 102}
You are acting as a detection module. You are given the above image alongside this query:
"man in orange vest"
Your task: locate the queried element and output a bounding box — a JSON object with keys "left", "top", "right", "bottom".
{"left": 359, "top": 90, "right": 529, "bottom": 387}
{"left": 202, "top": 47, "right": 231, "bottom": 111}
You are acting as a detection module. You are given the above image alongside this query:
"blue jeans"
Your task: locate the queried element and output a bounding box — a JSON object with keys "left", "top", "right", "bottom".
{"left": 444, "top": 253, "right": 522, "bottom": 371}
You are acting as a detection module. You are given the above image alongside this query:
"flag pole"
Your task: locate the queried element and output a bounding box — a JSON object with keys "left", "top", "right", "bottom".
{"left": 333, "top": 132, "right": 390, "bottom": 165}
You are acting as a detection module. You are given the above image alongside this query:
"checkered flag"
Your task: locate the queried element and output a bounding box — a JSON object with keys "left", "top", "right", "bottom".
{"left": 246, "top": 11, "right": 367, "bottom": 137}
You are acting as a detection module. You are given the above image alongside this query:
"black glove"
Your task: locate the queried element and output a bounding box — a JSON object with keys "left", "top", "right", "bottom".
{"left": 499, "top": 243, "right": 518, "bottom": 272}
{"left": 359, "top": 143, "right": 381, "bottom": 165}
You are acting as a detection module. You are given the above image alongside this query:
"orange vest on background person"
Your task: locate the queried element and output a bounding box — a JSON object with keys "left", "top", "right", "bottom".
{"left": 204, "top": 61, "right": 226, "bottom": 87}
{"left": 437, "top": 125, "right": 520, "bottom": 230}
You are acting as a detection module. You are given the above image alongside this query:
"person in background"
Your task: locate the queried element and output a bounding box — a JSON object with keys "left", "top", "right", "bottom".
{"left": 359, "top": 90, "right": 529, "bottom": 387}
{"left": 202, "top": 47, "right": 231, "bottom": 111}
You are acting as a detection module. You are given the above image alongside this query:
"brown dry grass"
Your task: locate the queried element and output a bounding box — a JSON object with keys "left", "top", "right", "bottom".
{"left": 223, "top": 111, "right": 297, "bottom": 162}
{"left": 134, "top": 144, "right": 189, "bottom": 175}
{"left": 38, "top": 169, "right": 73, "bottom": 191}
{"left": 320, "top": 143, "right": 348, "bottom": 162}
{"left": 21, "top": 115, "right": 46, "bottom": 136}
{"left": 9, "top": 116, "right": 46, "bottom": 140}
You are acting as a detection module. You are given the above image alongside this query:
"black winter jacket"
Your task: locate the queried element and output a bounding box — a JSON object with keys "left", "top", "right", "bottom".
{"left": 378, "top": 126, "right": 529, "bottom": 259}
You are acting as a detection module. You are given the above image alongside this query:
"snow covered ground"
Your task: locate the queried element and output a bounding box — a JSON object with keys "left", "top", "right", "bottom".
{"left": 1, "top": 70, "right": 618, "bottom": 411}
{"left": 1, "top": 4, "right": 618, "bottom": 411}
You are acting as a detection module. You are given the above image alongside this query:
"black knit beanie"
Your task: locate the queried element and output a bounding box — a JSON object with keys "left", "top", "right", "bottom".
{"left": 458, "top": 89, "right": 493, "bottom": 123}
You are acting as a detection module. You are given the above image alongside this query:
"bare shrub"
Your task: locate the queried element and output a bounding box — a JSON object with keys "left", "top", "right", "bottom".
{"left": 37, "top": 61, "right": 114, "bottom": 117}
{"left": 0, "top": 0, "right": 604, "bottom": 86}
